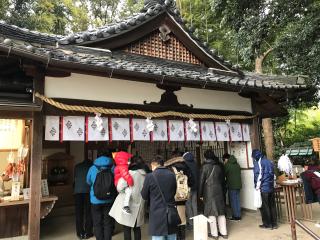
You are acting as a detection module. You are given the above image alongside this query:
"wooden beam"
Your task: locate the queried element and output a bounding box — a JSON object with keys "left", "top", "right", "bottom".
{"left": 28, "top": 111, "right": 43, "bottom": 240}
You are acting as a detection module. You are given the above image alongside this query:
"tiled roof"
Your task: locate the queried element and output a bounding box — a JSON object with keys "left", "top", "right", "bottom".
{"left": 0, "top": 38, "right": 307, "bottom": 91}
{"left": 0, "top": 20, "right": 61, "bottom": 45}
{"left": 56, "top": 0, "right": 241, "bottom": 74}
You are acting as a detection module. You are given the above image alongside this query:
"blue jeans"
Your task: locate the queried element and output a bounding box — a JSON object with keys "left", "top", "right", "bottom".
{"left": 229, "top": 189, "right": 241, "bottom": 218}
{"left": 152, "top": 234, "right": 177, "bottom": 240}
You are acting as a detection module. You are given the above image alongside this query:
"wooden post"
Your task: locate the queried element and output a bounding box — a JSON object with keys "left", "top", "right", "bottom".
{"left": 262, "top": 118, "right": 274, "bottom": 160}
{"left": 28, "top": 69, "right": 44, "bottom": 240}
{"left": 250, "top": 116, "right": 261, "bottom": 150}
{"left": 28, "top": 112, "right": 43, "bottom": 240}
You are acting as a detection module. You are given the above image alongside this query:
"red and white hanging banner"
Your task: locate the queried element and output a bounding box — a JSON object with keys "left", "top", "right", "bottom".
{"left": 152, "top": 120, "right": 168, "bottom": 141}
{"left": 87, "top": 117, "right": 109, "bottom": 141}
{"left": 45, "top": 116, "right": 60, "bottom": 141}
{"left": 132, "top": 119, "right": 150, "bottom": 141}
{"left": 242, "top": 123, "right": 251, "bottom": 141}
{"left": 62, "top": 116, "right": 85, "bottom": 141}
{"left": 230, "top": 122, "right": 243, "bottom": 142}
{"left": 111, "top": 118, "right": 130, "bottom": 141}
{"left": 215, "top": 122, "right": 230, "bottom": 141}
{"left": 201, "top": 121, "right": 217, "bottom": 141}
{"left": 186, "top": 121, "right": 200, "bottom": 141}
{"left": 168, "top": 120, "right": 185, "bottom": 142}
{"left": 44, "top": 115, "right": 252, "bottom": 143}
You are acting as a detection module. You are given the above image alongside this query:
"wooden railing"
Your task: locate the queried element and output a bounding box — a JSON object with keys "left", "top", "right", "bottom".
{"left": 294, "top": 220, "right": 320, "bottom": 240}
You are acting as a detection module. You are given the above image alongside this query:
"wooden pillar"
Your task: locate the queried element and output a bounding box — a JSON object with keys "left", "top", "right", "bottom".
{"left": 28, "top": 68, "right": 44, "bottom": 240}
{"left": 28, "top": 112, "right": 43, "bottom": 240}
{"left": 262, "top": 118, "right": 274, "bottom": 160}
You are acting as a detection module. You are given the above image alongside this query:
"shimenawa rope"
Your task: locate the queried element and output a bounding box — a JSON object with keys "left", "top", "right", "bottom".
{"left": 35, "top": 92, "right": 258, "bottom": 120}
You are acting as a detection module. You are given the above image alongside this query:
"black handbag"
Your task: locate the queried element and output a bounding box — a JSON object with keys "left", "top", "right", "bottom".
{"left": 152, "top": 173, "right": 181, "bottom": 227}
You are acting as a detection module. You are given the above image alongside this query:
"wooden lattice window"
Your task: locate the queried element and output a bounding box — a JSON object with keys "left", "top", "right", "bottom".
{"left": 121, "top": 30, "right": 203, "bottom": 65}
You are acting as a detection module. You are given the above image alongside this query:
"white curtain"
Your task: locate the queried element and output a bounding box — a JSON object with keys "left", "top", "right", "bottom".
{"left": 132, "top": 118, "right": 150, "bottom": 141}
{"left": 201, "top": 121, "right": 217, "bottom": 141}
{"left": 87, "top": 117, "right": 109, "bottom": 141}
{"left": 230, "top": 122, "right": 243, "bottom": 141}
{"left": 168, "top": 120, "right": 185, "bottom": 141}
{"left": 242, "top": 124, "right": 251, "bottom": 141}
{"left": 111, "top": 118, "right": 130, "bottom": 141}
{"left": 45, "top": 116, "right": 60, "bottom": 141}
{"left": 62, "top": 116, "right": 85, "bottom": 141}
{"left": 152, "top": 120, "right": 168, "bottom": 141}
{"left": 215, "top": 122, "right": 230, "bottom": 141}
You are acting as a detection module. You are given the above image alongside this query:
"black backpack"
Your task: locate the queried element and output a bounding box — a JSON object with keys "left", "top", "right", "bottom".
{"left": 93, "top": 166, "right": 116, "bottom": 200}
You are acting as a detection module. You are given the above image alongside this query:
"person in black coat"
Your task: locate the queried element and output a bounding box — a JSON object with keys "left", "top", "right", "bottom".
{"left": 74, "top": 159, "right": 93, "bottom": 239}
{"left": 199, "top": 150, "right": 227, "bottom": 240}
{"left": 182, "top": 152, "right": 199, "bottom": 229}
{"left": 141, "top": 155, "right": 178, "bottom": 239}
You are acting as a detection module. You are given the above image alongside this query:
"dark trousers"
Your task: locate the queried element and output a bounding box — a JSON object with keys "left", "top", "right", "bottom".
{"left": 177, "top": 225, "right": 186, "bottom": 240}
{"left": 91, "top": 203, "right": 115, "bottom": 240}
{"left": 229, "top": 190, "right": 241, "bottom": 218}
{"left": 75, "top": 193, "right": 93, "bottom": 236}
{"left": 123, "top": 225, "right": 141, "bottom": 240}
{"left": 185, "top": 190, "right": 198, "bottom": 226}
{"left": 260, "top": 192, "right": 277, "bottom": 227}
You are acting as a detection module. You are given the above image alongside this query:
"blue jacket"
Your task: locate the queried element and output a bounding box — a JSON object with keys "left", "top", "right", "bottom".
{"left": 252, "top": 150, "right": 274, "bottom": 193}
{"left": 86, "top": 156, "right": 114, "bottom": 204}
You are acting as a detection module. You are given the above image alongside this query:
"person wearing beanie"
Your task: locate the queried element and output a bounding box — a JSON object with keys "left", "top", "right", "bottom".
{"left": 223, "top": 153, "right": 242, "bottom": 221}
{"left": 252, "top": 149, "right": 278, "bottom": 230}
{"left": 113, "top": 151, "right": 134, "bottom": 215}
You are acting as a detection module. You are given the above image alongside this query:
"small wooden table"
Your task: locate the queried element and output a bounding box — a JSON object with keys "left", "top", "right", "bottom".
{"left": 0, "top": 195, "right": 58, "bottom": 238}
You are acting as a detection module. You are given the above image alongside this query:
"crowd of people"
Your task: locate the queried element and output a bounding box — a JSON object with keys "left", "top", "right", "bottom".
{"left": 73, "top": 147, "right": 277, "bottom": 240}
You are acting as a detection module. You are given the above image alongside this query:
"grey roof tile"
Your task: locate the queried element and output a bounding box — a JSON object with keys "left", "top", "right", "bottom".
{"left": 0, "top": 37, "right": 309, "bottom": 91}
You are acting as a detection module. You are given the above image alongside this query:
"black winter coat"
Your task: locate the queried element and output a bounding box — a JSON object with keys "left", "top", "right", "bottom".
{"left": 141, "top": 167, "right": 177, "bottom": 236}
{"left": 183, "top": 152, "right": 199, "bottom": 191}
{"left": 199, "top": 159, "right": 226, "bottom": 217}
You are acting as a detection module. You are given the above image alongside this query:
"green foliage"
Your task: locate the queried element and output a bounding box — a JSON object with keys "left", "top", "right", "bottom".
{"left": 275, "top": 1, "right": 320, "bottom": 82}
{"left": 273, "top": 108, "right": 320, "bottom": 155}
{"left": 178, "top": 0, "right": 238, "bottom": 65}
{"left": 120, "top": 0, "right": 144, "bottom": 19}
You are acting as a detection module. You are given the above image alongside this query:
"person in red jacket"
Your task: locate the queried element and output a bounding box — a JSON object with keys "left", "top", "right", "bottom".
{"left": 113, "top": 151, "right": 134, "bottom": 214}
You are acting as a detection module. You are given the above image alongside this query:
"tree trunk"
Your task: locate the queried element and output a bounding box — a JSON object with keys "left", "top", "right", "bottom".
{"left": 255, "top": 48, "right": 274, "bottom": 160}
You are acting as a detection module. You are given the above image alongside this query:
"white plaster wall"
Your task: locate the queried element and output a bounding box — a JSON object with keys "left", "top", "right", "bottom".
{"left": 177, "top": 87, "right": 252, "bottom": 112}
{"left": 45, "top": 73, "right": 252, "bottom": 112}
{"left": 240, "top": 169, "right": 256, "bottom": 210}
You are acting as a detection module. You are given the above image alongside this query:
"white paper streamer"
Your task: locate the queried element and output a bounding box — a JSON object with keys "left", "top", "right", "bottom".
{"left": 186, "top": 121, "right": 200, "bottom": 141}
